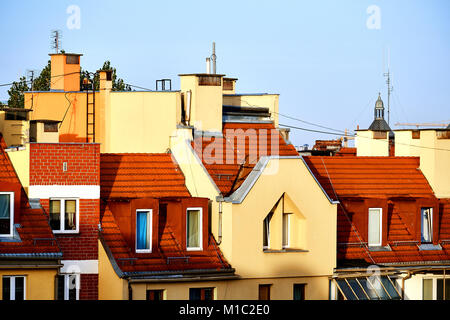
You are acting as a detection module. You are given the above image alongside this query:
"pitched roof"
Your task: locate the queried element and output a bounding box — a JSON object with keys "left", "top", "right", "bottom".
{"left": 100, "top": 153, "right": 190, "bottom": 199}
{"left": 100, "top": 203, "right": 232, "bottom": 276}
{"left": 303, "top": 156, "right": 435, "bottom": 200}
{"left": 0, "top": 134, "right": 60, "bottom": 257}
{"left": 193, "top": 122, "right": 298, "bottom": 195}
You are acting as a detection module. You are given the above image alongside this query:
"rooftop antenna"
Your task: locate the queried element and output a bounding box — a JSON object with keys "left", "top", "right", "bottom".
{"left": 51, "top": 30, "right": 62, "bottom": 53}
{"left": 211, "top": 42, "right": 217, "bottom": 74}
{"left": 383, "top": 47, "right": 393, "bottom": 125}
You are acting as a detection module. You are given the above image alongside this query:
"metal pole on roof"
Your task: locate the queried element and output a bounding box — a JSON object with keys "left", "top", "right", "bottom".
{"left": 211, "top": 42, "right": 216, "bottom": 74}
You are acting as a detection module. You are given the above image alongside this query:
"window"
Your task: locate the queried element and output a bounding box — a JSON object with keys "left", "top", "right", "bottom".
{"left": 146, "top": 290, "right": 164, "bottom": 300}
{"left": 66, "top": 55, "right": 79, "bottom": 64}
{"left": 423, "top": 278, "right": 450, "bottom": 300}
{"left": 2, "top": 276, "right": 25, "bottom": 300}
{"left": 368, "top": 208, "right": 382, "bottom": 246}
{"left": 49, "top": 199, "right": 78, "bottom": 233}
{"left": 293, "top": 284, "right": 306, "bottom": 300}
{"left": 263, "top": 212, "right": 273, "bottom": 250}
{"left": 282, "top": 213, "right": 290, "bottom": 248}
{"left": 44, "top": 122, "right": 58, "bottom": 132}
{"left": 189, "top": 288, "right": 214, "bottom": 300}
{"left": 136, "top": 209, "right": 152, "bottom": 253}
{"left": 186, "top": 208, "right": 202, "bottom": 250}
{"left": 421, "top": 208, "right": 433, "bottom": 243}
{"left": 259, "top": 284, "right": 271, "bottom": 300}
{"left": 0, "top": 192, "right": 13, "bottom": 237}
{"left": 56, "top": 274, "right": 79, "bottom": 300}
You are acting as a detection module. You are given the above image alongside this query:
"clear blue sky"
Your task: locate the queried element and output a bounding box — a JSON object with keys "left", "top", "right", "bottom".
{"left": 1, "top": 0, "right": 449, "bottom": 147}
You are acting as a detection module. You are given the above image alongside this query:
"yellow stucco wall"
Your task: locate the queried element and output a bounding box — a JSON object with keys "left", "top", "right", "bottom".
{"left": 0, "top": 268, "right": 57, "bottom": 300}
{"left": 222, "top": 94, "right": 279, "bottom": 127}
{"left": 130, "top": 276, "right": 329, "bottom": 300}
{"left": 395, "top": 130, "right": 450, "bottom": 198}
{"left": 0, "top": 113, "right": 29, "bottom": 147}
{"left": 227, "top": 158, "right": 336, "bottom": 279}
{"left": 356, "top": 130, "right": 389, "bottom": 156}
{"left": 98, "top": 240, "right": 128, "bottom": 300}
{"left": 107, "top": 91, "right": 180, "bottom": 153}
{"left": 5, "top": 144, "right": 30, "bottom": 193}
{"left": 180, "top": 75, "right": 223, "bottom": 132}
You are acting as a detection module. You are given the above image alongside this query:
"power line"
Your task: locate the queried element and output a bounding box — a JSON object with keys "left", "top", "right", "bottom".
{"left": 275, "top": 111, "right": 348, "bottom": 135}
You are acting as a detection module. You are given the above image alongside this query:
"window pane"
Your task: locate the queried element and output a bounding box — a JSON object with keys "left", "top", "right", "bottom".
{"left": 336, "top": 280, "right": 357, "bottom": 300}
{"left": 421, "top": 208, "right": 432, "bottom": 243}
{"left": 368, "top": 209, "right": 381, "bottom": 246}
{"left": 358, "top": 278, "right": 380, "bottom": 300}
{"left": 0, "top": 194, "right": 11, "bottom": 235}
{"left": 423, "top": 279, "right": 433, "bottom": 300}
{"left": 435, "top": 279, "right": 449, "bottom": 300}
{"left": 204, "top": 288, "right": 214, "bottom": 300}
{"left": 64, "top": 200, "right": 77, "bottom": 231}
{"left": 56, "top": 275, "right": 65, "bottom": 300}
{"left": 258, "top": 285, "right": 271, "bottom": 300}
{"left": 189, "top": 288, "right": 201, "bottom": 300}
{"left": 282, "top": 213, "right": 289, "bottom": 247}
{"left": 49, "top": 200, "right": 61, "bottom": 230}
{"left": 293, "top": 284, "right": 305, "bottom": 300}
{"left": 136, "top": 211, "right": 149, "bottom": 250}
{"left": 381, "top": 276, "right": 401, "bottom": 299}
{"left": 187, "top": 210, "right": 200, "bottom": 248}
{"left": 2, "top": 277, "right": 10, "bottom": 300}
{"left": 147, "top": 290, "right": 163, "bottom": 300}
{"left": 67, "top": 275, "right": 77, "bottom": 300}
{"left": 347, "top": 278, "right": 368, "bottom": 300}
{"left": 15, "top": 277, "right": 24, "bottom": 301}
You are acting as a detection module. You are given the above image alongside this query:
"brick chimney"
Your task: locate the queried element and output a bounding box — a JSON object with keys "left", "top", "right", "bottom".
{"left": 49, "top": 53, "right": 82, "bottom": 91}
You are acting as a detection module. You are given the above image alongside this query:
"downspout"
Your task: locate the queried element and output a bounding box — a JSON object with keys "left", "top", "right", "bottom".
{"left": 402, "top": 271, "right": 413, "bottom": 300}
{"left": 216, "top": 196, "right": 224, "bottom": 245}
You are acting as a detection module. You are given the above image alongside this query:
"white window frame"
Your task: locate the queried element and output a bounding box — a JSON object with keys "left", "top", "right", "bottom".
{"left": 368, "top": 208, "right": 382, "bottom": 247}
{"left": 421, "top": 207, "right": 433, "bottom": 244}
{"left": 0, "top": 192, "right": 14, "bottom": 238}
{"left": 49, "top": 198, "right": 80, "bottom": 234}
{"left": 186, "top": 207, "right": 203, "bottom": 251}
{"left": 263, "top": 215, "right": 271, "bottom": 250}
{"left": 135, "top": 209, "right": 152, "bottom": 253}
{"left": 422, "top": 276, "right": 450, "bottom": 300}
{"left": 2, "top": 276, "right": 26, "bottom": 300}
{"left": 61, "top": 273, "right": 80, "bottom": 300}
{"left": 282, "top": 213, "right": 290, "bottom": 249}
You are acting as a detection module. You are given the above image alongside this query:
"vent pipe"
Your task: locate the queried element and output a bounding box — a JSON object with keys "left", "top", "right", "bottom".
{"left": 206, "top": 57, "right": 211, "bottom": 74}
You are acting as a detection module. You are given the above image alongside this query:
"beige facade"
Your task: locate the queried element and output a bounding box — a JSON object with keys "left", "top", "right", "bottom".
{"left": 355, "top": 130, "right": 390, "bottom": 156}
{"left": 0, "top": 268, "right": 58, "bottom": 300}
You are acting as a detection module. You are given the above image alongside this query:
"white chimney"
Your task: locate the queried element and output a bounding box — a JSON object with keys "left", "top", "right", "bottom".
{"left": 206, "top": 57, "right": 211, "bottom": 74}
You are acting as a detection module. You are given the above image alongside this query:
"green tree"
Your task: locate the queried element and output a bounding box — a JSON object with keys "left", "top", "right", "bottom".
{"left": 32, "top": 60, "right": 51, "bottom": 91}
{"left": 7, "top": 76, "right": 29, "bottom": 108}
{"left": 80, "top": 60, "right": 132, "bottom": 91}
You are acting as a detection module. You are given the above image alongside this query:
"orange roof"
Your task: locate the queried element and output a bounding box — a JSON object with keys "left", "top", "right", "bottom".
{"left": 303, "top": 156, "right": 435, "bottom": 199}
{"left": 100, "top": 153, "right": 190, "bottom": 199}
{"left": 335, "top": 147, "right": 356, "bottom": 157}
{"left": 0, "top": 134, "right": 60, "bottom": 257}
{"left": 100, "top": 204, "right": 231, "bottom": 274}
{"left": 193, "top": 122, "right": 298, "bottom": 195}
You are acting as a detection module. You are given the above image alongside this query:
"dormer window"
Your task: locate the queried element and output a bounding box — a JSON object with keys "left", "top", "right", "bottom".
{"left": 0, "top": 192, "right": 14, "bottom": 237}
{"left": 368, "top": 208, "right": 382, "bottom": 247}
{"left": 421, "top": 208, "right": 433, "bottom": 244}
{"left": 186, "top": 208, "right": 202, "bottom": 251}
{"left": 136, "top": 209, "right": 152, "bottom": 253}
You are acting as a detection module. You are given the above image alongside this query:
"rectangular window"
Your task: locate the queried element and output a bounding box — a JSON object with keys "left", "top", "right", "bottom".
{"left": 146, "top": 290, "right": 164, "bottom": 300}
{"left": 293, "top": 284, "right": 306, "bottom": 300}
{"left": 368, "top": 208, "right": 382, "bottom": 246}
{"left": 0, "top": 192, "right": 13, "bottom": 237}
{"left": 2, "top": 276, "right": 25, "bottom": 300}
{"left": 136, "top": 210, "right": 152, "bottom": 253}
{"left": 259, "top": 284, "right": 271, "bottom": 300}
{"left": 189, "top": 288, "right": 214, "bottom": 300}
{"left": 49, "top": 199, "right": 78, "bottom": 233}
{"left": 423, "top": 278, "right": 450, "bottom": 300}
{"left": 263, "top": 213, "right": 273, "bottom": 250}
{"left": 43, "top": 122, "right": 58, "bottom": 132}
{"left": 56, "top": 274, "right": 79, "bottom": 300}
{"left": 282, "top": 213, "right": 290, "bottom": 248}
{"left": 421, "top": 208, "right": 433, "bottom": 243}
{"left": 186, "top": 208, "right": 202, "bottom": 250}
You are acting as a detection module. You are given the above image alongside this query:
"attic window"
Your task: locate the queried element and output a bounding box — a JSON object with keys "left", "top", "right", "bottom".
{"left": 186, "top": 208, "right": 202, "bottom": 251}
{"left": 368, "top": 208, "right": 382, "bottom": 247}
{"left": 223, "top": 79, "right": 234, "bottom": 90}
{"left": 421, "top": 208, "right": 433, "bottom": 244}
{"left": 136, "top": 209, "right": 152, "bottom": 253}
{"left": 263, "top": 212, "right": 273, "bottom": 250}
{"left": 66, "top": 55, "right": 79, "bottom": 64}
{"left": 198, "top": 75, "right": 221, "bottom": 86}
{"left": 373, "top": 131, "right": 387, "bottom": 139}
{"left": 0, "top": 192, "right": 13, "bottom": 238}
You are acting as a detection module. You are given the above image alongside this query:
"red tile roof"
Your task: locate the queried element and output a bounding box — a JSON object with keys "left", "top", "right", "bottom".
{"left": 100, "top": 153, "right": 190, "bottom": 199}
{"left": 305, "top": 155, "right": 450, "bottom": 265}
{"left": 335, "top": 147, "right": 357, "bottom": 157}
{"left": 303, "top": 156, "right": 435, "bottom": 200}
{"left": 193, "top": 122, "right": 298, "bottom": 195}
{"left": 100, "top": 203, "right": 231, "bottom": 274}
{"left": 0, "top": 134, "right": 60, "bottom": 257}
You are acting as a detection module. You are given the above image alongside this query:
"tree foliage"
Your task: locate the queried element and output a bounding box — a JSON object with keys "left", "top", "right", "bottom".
{"left": 80, "top": 60, "right": 131, "bottom": 91}
{"left": 7, "top": 76, "right": 29, "bottom": 108}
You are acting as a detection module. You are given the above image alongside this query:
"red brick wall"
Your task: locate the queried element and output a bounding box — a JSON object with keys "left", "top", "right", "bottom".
{"left": 30, "top": 143, "right": 100, "bottom": 185}
{"left": 80, "top": 274, "right": 98, "bottom": 300}
{"left": 39, "top": 198, "right": 99, "bottom": 260}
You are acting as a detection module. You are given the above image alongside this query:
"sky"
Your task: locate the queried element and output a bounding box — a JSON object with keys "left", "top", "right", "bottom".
{"left": 0, "top": 0, "right": 449, "bottom": 147}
